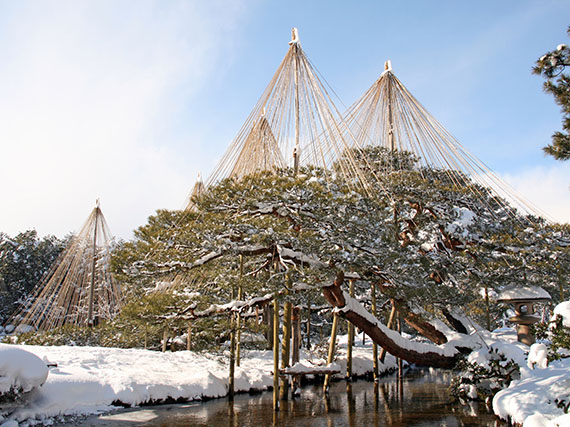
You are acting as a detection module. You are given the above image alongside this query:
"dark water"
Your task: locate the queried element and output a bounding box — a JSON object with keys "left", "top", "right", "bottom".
{"left": 77, "top": 370, "right": 504, "bottom": 426}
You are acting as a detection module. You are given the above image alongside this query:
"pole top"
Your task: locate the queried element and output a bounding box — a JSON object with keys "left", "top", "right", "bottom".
{"left": 384, "top": 59, "right": 392, "bottom": 72}
{"left": 289, "top": 27, "right": 300, "bottom": 46}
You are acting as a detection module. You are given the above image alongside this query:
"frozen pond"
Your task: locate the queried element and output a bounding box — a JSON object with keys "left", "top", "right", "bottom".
{"left": 75, "top": 369, "right": 504, "bottom": 426}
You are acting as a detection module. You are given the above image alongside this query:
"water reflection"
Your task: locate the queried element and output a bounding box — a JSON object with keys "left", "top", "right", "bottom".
{"left": 79, "top": 369, "right": 504, "bottom": 426}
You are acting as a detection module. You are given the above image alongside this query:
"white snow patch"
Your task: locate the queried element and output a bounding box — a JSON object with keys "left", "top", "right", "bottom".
{"left": 0, "top": 344, "right": 48, "bottom": 395}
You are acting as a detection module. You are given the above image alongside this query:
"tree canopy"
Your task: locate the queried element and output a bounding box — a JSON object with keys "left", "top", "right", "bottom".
{"left": 533, "top": 26, "right": 570, "bottom": 160}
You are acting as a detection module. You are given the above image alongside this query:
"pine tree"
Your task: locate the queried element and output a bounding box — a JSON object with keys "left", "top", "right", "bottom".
{"left": 533, "top": 26, "right": 570, "bottom": 160}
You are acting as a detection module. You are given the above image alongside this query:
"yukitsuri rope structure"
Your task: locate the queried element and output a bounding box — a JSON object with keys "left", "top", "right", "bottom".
{"left": 343, "top": 60, "right": 550, "bottom": 220}
{"left": 201, "top": 28, "right": 371, "bottom": 197}
{"left": 12, "top": 202, "right": 122, "bottom": 331}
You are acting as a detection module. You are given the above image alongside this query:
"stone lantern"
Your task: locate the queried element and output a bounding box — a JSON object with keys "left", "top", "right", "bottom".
{"left": 497, "top": 285, "right": 551, "bottom": 346}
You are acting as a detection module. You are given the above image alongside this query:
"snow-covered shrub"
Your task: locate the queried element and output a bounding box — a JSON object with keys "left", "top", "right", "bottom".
{"left": 450, "top": 348, "right": 520, "bottom": 402}
{"left": 533, "top": 301, "right": 570, "bottom": 362}
{"left": 0, "top": 344, "right": 48, "bottom": 415}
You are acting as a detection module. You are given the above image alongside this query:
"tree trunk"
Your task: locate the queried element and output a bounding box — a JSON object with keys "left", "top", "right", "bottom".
{"left": 280, "top": 300, "right": 292, "bottom": 400}
{"left": 388, "top": 297, "right": 448, "bottom": 345}
{"left": 442, "top": 308, "right": 468, "bottom": 334}
{"left": 273, "top": 297, "right": 279, "bottom": 412}
{"left": 323, "top": 273, "right": 461, "bottom": 369}
{"left": 379, "top": 303, "right": 397, "bottom": 363}
{"left": 323, "top": 312, "right": 339, "bottom": 392}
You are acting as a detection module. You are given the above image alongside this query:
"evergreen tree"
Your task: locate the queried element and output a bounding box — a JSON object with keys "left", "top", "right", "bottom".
{"left": 533, "top": 26, "right": 570, "bottom": 160}
{"left": 0, "top": 230, "right": 67, "bottom": 325}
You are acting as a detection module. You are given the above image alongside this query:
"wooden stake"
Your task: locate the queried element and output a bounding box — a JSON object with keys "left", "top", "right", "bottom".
{"left": 346, "top": 279, "right": 355, "bottom": 379}
{"left": 323, "top": 313, "right": 339, "bottom": 393}
{"left": 87, "top": 206, "right": 99, "bottom": 327}
{"left": 237, "top": 255, "right": 244, "bottom": 367}
{"left": 306, "top": 296, "right": 311, "bottom": 350}
{"left": 187, "top": 321, "right": 192, "bottom": 351}
{"left": 397, "top": 315, "right": 403, "bottom": 379}
{"left": 162, "top": 328, "right": 168, "bottom": 353}
{"left": 371, "top": 282, "right": 378, "bottom": 380}
{"left": 379, "top": 302, "right": 397, "bottom": 363}
{"left": 291, "top": 306, "right": 301, "bottom": 394}
{"left": 229, "top": 313, "right": 236, "bottom": 399}
{"left": 280, "top": 300, "right": 292, "bottom": 400}
{"left": 273, "top": 296, "right": 280, "bottom": 411}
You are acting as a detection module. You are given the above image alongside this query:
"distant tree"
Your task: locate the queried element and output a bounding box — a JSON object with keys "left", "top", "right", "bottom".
{"left": 533, "top": 26, "right": 570, "bottom": 160}
{"left": 0, "top": 230, "right": 67, "bottom": 325}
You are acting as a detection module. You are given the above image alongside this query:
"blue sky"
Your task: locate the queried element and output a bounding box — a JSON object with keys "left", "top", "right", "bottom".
{"left": 0, "top": 1, "right": 569, "bottom": 239}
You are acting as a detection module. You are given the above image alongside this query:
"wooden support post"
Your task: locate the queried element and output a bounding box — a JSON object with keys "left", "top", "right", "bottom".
{"left": 379, "top": 302, "right": 397, "bottom": 363}
{"left": 273, "top": 297, "right": 280, "bottom": 412}
{"left": 346, "top": 279, "right": 355, "bottom": 380}
{"left": 323, "top": 313, "right": 339, "bottom": 393}
{"left": 484, "top": 284, "right": 491, "bottom": 331}
{"left": 291, "top": 306, "right": 301, "bottom": 395}
{"left": 87, "top": 206, "right": 99, "bottom": 327}
{"left": 267, "top": 304, "right": 274, "bottom": 350}
{"left": 306, "top": 296, "right": 311, "bottom": 350}
{"left": 162, "top": 328, "right": 169, "bottom": 353}
{"left": 237, "top": 255, "right": 244, "bottom": 367}
{"left": 280, "top": 300, "right": 292, "bottom": 400}
{"left": 187, "top": 321, "right": 192, "bottom": 351}
{"left": 397, "top": 315, "right": 403, "bottom": 379}
{"left": 371, "top": 282, "right": 378, "bottom": 380}
{"left": 229, "top": 313, "right": 236, "bottom": 400}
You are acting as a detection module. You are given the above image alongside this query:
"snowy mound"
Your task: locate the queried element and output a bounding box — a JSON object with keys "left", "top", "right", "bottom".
{"left": 553, "top": 301, "right": 570, "bottom": 327}
{"left": 0, "top": 344, "right": 48, "bottom": 395}
{"left": 497, "top": 285, "right": 551, "bottom": 302}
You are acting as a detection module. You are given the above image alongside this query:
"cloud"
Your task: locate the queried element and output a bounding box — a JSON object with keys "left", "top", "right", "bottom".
{"left": 498, "top": 164, "right": 570, "bottom": 224}
{"left": 0, "top": 1, "right": 248, "bottom": 239}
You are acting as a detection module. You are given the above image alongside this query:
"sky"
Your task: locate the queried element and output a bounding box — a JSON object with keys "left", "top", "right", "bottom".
{"left": 0, "top": 0, "right": 569, "bottom": 240}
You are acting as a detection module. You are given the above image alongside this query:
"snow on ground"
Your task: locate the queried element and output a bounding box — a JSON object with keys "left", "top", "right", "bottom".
{"left": 0, "top": 344, "right": 48, "bottom": 395}
{"left": 0, "top": 334, "right": 396, "bottom": 425}
{"left": 491, "top": 301, "right": 570, "bottom": 427}
{"left": 493, "top": 357, "right": 570, "bottom": 427}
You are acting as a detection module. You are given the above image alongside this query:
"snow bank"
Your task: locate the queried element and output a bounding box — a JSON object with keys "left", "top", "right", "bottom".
{"left": 553, "top": 301, "right": 570, "bottom": 327}
{"left": 492, "top": 301, "right": 570, "bottom": 426}
{"left": 3, "top": 336, "right": 395, "bottom": 425}
{"left": 493, "top": 358, "right": 570, "bottom": 426}
{"left": 0, "top": 344, "right": 48, "bottom": 395}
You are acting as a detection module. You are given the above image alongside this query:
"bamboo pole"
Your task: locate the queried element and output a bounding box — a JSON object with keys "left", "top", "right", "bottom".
{"left": 280, "top": 299, "right": 292, "bottom": 400}
{"left": 397, "top": 315, "right": 403, "bottom": 379}
{"left": 187, "top": 321, "right": 192, "bottom": 351}
{"left": 162, "top": 328, "right": 168, "bottom": 353}
{"left": 346, "top": 279, "right": 355, "bottom": 379}
{"left": 273, "top": 296, "right": 280, "bottom": 412}
{"left": 291, "top": 306, "right": 301, "bottom": 395}
{"left": 306, "top": 296, "right": 311, "bottom": 350}
{"left": 323, "top": 313, "right": 339, "bottom": 393}
{"left": 379, "top": 302, "right": 397, "bottom": 363}
{"left": 87, "top": 206, "right": 99, "bottom": 327}
{"left": 229, "top": 313, "right": 236, "bottom": 399}
{"left": 293, "top": 28, "right": 300, "bottom": 176}
{"left": 237, "top": 255, "right": 244, "bottom": 367}
{"left": 371, "top": 282, "right": 378, "bottom": 380}
{"left": 484, "top": 284, "right": 491, "bottom": 331}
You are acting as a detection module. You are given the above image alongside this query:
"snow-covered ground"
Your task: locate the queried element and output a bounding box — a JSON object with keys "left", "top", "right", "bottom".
{"left": 0, "top": 335, "right": 396, "bottom": 426}
{"left": 1, "top": 301, "right": 568, "bottom": 426}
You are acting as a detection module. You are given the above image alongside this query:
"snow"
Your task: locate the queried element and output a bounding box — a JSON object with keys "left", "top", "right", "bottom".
{"left": 0, "top": 336, "right": 396, "bottom": 425}
{"left": 335, "top": 291, "right": 460, "bottom": 357}
{"left": 445, "top": 207, "right": 476, "bottom": 238}
{"left": 0, "top": 344, "right": 48, "bottom": 395}
{"left": 527, "top": 343, "right": 548, "bottom": 369}
{"left": 497, "top": 285, "right": 551, "bottom": 302}
{"left": 493, "top": 358, "right": 570, "bottom": 427}
{"left": 492, "top": 301, "right": 570, "bottom": 426}
{"left": 553, "top": 301, "right": 570, "bottom": 327}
